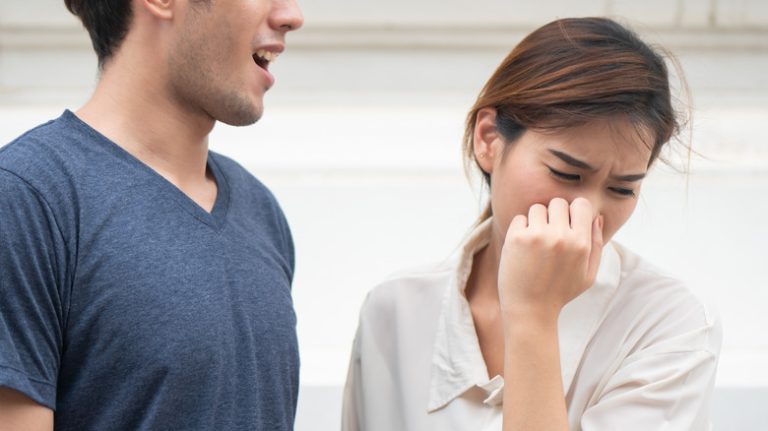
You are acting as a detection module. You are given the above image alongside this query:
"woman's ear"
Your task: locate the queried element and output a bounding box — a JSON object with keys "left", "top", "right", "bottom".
{"left": 473, "top": 107, "right": 501, "bottom": 174}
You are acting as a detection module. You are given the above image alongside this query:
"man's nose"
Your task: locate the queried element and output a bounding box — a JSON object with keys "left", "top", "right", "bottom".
{"left": 270, "top": 0, "right": 304, "bottom": 32}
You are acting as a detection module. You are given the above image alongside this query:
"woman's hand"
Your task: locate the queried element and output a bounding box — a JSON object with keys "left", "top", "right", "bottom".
{"left": 498, "top": 197, "right": 603, "bottom": 430}
{"left": 497, "top": 197, "right": 604, "bottom": 324}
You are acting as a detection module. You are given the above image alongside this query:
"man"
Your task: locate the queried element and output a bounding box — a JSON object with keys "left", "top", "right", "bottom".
{"left": 0, "top": 0, "right": 303, "bottom": 429}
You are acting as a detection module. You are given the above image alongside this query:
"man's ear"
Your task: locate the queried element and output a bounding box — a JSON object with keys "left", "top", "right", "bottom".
{"left": 139, "top": 0, "right": 175, "bottom": 20}
{"left": 473, "top": 107, "right": 502, "bottom": 175}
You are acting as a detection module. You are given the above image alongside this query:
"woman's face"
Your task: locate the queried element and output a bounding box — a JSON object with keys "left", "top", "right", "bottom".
{"left": 474, "top": 110, "right": 654, "bottom": 246}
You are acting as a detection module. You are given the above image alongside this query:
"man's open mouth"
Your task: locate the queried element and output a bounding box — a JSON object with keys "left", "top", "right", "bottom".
{"left": 253, "top": 49, "right": 279, "bottom": 71}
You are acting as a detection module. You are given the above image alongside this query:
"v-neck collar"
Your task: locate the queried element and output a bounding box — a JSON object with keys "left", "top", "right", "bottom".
{"left": 63, "top": 110, "right": 230, "bottom": 230}
{"left": 427, "top": 218, "right": 622, "bottom": 412}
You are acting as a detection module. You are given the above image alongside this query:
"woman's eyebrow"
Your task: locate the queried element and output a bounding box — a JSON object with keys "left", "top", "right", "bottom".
{"left": 548, "top": 149, "right": 646, "bottom": 181}
{"left": 613, "top": 173, "right": 646, "bottom": 182}
{"left": 548, "top": 149, "right": 595, "bottom": 171}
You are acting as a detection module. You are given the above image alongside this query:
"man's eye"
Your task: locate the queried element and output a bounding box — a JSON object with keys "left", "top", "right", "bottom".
{"left": 609, "top": 187, "right": 637, "bottom": 198}
{"left": 548, "top": 168, "right": 581, "bottom": 181}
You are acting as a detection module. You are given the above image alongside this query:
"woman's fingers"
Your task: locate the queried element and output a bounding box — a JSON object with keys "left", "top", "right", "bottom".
{"left": 527, "top": 203, "right": 548, "bottom": 228}
{"left": 569, "top": 197, "right": 593, "bottom": 235}
{"left": 569, "top": 198, "right": 603, "bottom": 283}
{"left": 500, "top": 198, "right": 605, "bottom": 317}
{"left": 510, "top": 214, "right": 528, "bottom": 231}
{"left": 547, "top": 198, "right": 570, "bottom": 229}
{"left": 586, "top": 215, "right": 604, "bottom": 283}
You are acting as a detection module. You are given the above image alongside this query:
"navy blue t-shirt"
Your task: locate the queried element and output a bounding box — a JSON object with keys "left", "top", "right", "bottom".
{"left": 0, "top": 111, "right": 298, "bottom": 430}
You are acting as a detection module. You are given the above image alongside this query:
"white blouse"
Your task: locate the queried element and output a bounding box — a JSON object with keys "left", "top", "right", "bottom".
{"left": 342, "top": 219, "right": 721, "bottom": 431}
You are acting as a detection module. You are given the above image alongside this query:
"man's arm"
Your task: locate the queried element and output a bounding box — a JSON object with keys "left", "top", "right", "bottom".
{"left": 0, "top": 387, "right": 53, "bottom": 431}
{"left": 0, "top": 170, "right": 66, "bottom": 430}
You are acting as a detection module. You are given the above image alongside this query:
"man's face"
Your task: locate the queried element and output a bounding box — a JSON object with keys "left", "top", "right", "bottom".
{"left": 168, "top": 0, "right": 303, "bottom": 126}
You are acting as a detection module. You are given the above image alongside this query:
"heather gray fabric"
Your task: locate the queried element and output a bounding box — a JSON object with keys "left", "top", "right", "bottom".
{"left": 0, "top": 111, "right": 298, "bottom": 430}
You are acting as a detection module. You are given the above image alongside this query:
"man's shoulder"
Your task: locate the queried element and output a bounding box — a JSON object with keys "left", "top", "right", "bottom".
{"left": 1, "top": 115, "right": 58, "bottom": 158}
{"left": 0, "top": 111, "right": 87, "bottom": 181}
{"left": 0, "top": 111, "right": 112, "bottom": 230}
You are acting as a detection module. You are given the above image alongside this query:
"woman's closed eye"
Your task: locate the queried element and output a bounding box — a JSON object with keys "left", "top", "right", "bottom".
{"left": 548, "top": 167, "right": 581, "bottom": 182}
{"left": 608, "top": 186, "right": 637, "bottom": 198}
{"left": 549, "top": 167, "right": 638, "bottom": 198}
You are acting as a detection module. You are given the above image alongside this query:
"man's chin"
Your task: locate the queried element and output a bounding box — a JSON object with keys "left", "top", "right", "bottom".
{"left": 222, "top": 115, "right": 261, "bottom": 127}
{"left": 212, "top": 99, "right": 263, "bottom": 127}
{"left": 221, "top": 110, "right": 262, "bottom": 127}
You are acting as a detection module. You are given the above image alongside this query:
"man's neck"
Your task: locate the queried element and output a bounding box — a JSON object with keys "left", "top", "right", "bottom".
{"left": 74, "top": 54, "right": 220, "bottom": 212}
{"left": 76, "top": 53, "right": 216, "bottom": 186}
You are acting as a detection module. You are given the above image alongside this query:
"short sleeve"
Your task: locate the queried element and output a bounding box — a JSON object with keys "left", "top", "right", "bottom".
{"left": 0, "top": 168, "right": 68, "bottom": 409}
{"left": 580, "top": 307, "right": 721, "bottom": 430}
{"left": 277, "top": 207, "right": 295, "bottom": 282}
{"left": 341, "top": 323, "right": 363, "bottom": 431}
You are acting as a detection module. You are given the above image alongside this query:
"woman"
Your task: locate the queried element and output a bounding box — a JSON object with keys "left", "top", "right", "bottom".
{"left": 342, "top": 17, "right": 721, "bottom": 431}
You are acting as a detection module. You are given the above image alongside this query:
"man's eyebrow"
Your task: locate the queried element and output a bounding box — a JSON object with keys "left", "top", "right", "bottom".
{"left": 548, "top": 149, "right": 646, "bottom": 181}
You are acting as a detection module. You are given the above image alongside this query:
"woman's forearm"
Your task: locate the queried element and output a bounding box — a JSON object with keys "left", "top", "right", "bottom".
{"left": 502, "top": 312, "right": 569, "bottom": 431}
{"left": 497, "top": 199, "right": 601, "bottom": 431}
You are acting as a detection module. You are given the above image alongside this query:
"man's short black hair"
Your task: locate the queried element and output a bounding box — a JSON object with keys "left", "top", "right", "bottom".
{"left": 65, "top": 0, "right": 134, "bottom": 69}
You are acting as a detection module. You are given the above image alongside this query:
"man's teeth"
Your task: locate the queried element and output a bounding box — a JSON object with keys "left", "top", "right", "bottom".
{"left": 255, "top": 49, "right": 279, "bottom": 63}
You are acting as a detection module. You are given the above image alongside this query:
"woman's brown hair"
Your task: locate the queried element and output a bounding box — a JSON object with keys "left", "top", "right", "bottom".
{"left": 463, "top": 17, "right": 683, "bottom": 223}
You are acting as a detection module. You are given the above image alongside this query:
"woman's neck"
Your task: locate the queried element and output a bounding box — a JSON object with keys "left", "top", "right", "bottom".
{"left": 465, "top": 236, "right": 506, "bottom": 378}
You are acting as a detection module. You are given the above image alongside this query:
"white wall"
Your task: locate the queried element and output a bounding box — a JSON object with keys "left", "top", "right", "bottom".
{"left": 2, "top": 1, "right": 767, "bottom": 429}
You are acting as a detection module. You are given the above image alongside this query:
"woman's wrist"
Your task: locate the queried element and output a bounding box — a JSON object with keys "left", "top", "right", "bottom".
{"left": 501, "top": 304, "right": 560, "bottom": 339}
{"left": 501, "top": 297, "right": 560, "bottom": 321}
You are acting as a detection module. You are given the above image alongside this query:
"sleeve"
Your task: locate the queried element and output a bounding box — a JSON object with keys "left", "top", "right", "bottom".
{"left": 263, "top": 182, "right": 295, "bottom": 283}
{"left": 341, "top": 324, "right": 363, "bottom": 431}
{"left": 0, "top": 169, "right": 68, "bottom": 409}
{"left": 277, "top": 211, "right": 295, "bottom": 282}
{"left": 580, "top": 305, "right": 722, "bottom": 430}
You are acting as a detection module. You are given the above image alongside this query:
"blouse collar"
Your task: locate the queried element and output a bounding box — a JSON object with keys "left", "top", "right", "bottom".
{"left": 428, "top": 218, "right": 622, "bottom": 412}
